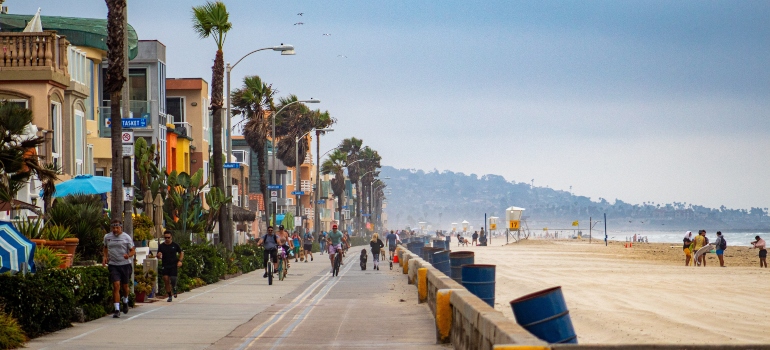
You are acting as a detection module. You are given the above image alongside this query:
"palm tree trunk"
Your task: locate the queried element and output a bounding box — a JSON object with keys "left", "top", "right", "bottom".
{"left": 109, "top": 91, "right": 123, "bottom": 219}
{"left": 210, "top": 49, "right": 230, "bottom": 248}
{"left": 355, "top": 181, "right": 361, "bottom": 233}
{"left": 257, "top": 144, "right": 268, "bottom": 231}
{"left": 105, "top": 0, "right": 126, "bottom": 222}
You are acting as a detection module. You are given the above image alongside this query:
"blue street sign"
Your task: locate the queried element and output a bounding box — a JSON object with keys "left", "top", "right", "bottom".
{"left": 223, "top": 162, "right": 240, "bottom": 169}
{"left": 362, "top": 214, "right": 371, "bottom": 217}
{"left": 108, "top": 118, "right": 148, "bottom": 128}
{"left": 291, "top": 191, "right": 304, "bottom": 195}
{"left": 317, "top": 200, "right": 325, "bottom": 204}
{"left": 267, "top": 185, "right": 283, "bottom": 190}
{"left": 342, "top": 206, "right": 348, "bottom": 209}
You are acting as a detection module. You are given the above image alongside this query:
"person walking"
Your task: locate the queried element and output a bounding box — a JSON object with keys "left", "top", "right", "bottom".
{"left": 386, "top": 230, "right": 400, "bottom": 261}
{"left": 683, "top": 231, "right": 694, "bottom": 266}
{"left": 102, "top": 220, "right": 135, "bottom": 318}
{"left": 292, "top": 231, "right": 302, "bottom": 262}
{"left": 714, "top": 231, "right": 727, "bottom": 267}
{"left": 370, "top": 233, "right": 385, "bottom": 270}
{"left": 157, "top": 230, "right": 184, "bottom": 301}
{"left": 302, "top": 230, "right": 314, "bottom": 262}
{"left": 479, "top": 228, "right": 487, "bottom": 246}
{"left": 318, "top": 231, "right": 327, "bottom": 255}
{"left": 472, "top": 231, "right": 479, "bottom": 246}
{"left": 751, "top": 235, "right": 767, "bottom": 268}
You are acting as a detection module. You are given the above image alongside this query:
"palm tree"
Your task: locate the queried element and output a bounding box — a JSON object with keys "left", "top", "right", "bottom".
{"left": 358, "top": 146, "right": 381, "bottom": 226}
{"left": 233, "top": 75, "right": 275, "bottom": 229}
{"left": 339, "top": 138, "right": 363, "bottom": 231}
{"left": 105, "top": 0, "right": 127, "bottom": 220}
{"left": 192, "top": 1, "right": 232, "bottom": 247}
{"left": 320, "top": 150, "right": 347, "bottom": 226}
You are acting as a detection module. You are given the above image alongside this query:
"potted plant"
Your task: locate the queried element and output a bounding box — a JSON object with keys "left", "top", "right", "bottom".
{"left": 43, "top": 224, "right": 72, "bottom": 251}
{"left": 33, "top": 246, "right": 62, "bottom": 271}
{"left": 133, "top": 267, "right": 156, "bottom": 302}
{"left": 133, "top": 214, "right": 154, "bottom": 247}
{"left": 14, "top": 216, "right": 46, "bottom": 246}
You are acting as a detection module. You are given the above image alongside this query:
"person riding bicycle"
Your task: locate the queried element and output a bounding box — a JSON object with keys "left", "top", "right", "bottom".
{"left": 327, "top": 224, "right": 347, "bottom": 273}
{"left": 277, "top": 225, "right": 293, "bottom": 260}
{"left": 256, "top": 226, "right": 279, "bottom": 278}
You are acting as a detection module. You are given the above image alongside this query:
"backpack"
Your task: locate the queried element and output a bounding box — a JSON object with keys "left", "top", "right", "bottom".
{"left": 719, "top": 236, "right": 727, "bottom": 250}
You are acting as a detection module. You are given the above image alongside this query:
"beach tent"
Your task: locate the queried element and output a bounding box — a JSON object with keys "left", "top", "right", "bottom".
{"left": 0, "top": 221, "right": 35, "bottom": 273}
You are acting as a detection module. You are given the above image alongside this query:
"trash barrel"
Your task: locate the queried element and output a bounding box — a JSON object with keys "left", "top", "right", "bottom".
{"left": 421, "top": 247, "right": 442, "bottom": 263}
{"left": 443, "top": 240, "right": 451, "bottom": 250}
{"left": 403, "top": 237, "right": 411, "bottom": 244}
{"left": 433, "top": 240, "right": 444, "bottom": 248}
{"left": 432, "top": 250, "right": 451, "bottom": 276}
{"left": 461, "top": 264, "right": 495, "bottom": 307}
{"left": 407, "top": 241, "right": 424, "bottom": 257}
{"left": 509, "top": 286, "right": 577, "bottom": 344}
{"left": 450, "top": 251, "right": 474, "bottom": 284}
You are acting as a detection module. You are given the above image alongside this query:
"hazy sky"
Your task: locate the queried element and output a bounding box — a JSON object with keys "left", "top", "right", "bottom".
{"left": 13, "top": 1, "right": 770, "bottom": 209}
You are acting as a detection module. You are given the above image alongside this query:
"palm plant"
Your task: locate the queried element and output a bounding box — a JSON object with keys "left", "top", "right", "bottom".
{"left": 192, "top": 0, "right": 232, "bottom": 247}
{"left": 339, "top": 138, "right": 363, "bottom": 231}
{"left": 48, "top": 194, "right": 109, "bottom": 261}
{"left": 358, "top": 146, "right": 381, "bottom": 223}
{"left": 233, "top": 75, "right": 275, "bottom": 228}
{"left": 320, "top": 150, "right": 347, "bottom": 225}
{"left": 105, "top": 0, "right": 127, "bottom": 220}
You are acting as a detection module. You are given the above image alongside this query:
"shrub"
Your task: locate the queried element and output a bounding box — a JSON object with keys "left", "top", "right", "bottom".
{"left": 234, "top": 244, "right": 263, "bottom": 273}
{"left": 132, "top": 214, "right": 154, "bottom": 241}
{"left": 0, "top": 269, "right": 75, "bottom": 337}
{"left": 68, "top": 267, "right": 112, "bottom": 319}
{"left": 0, "top": 310, "right": 26, "bottom": 349}
{"left": 182, "top": 244, "right": 226, "bottom": 284}
{"left": 48, "top": 194, "right": 109, "bottom": 262}
{"left": 43, "top": 224, "right": 73, "bottom": 241}
{"left": 13, "top": 216, "right": 45, "bottom": 240}
{"left": 33, "top": 246, "right": 62, "bottom": 271}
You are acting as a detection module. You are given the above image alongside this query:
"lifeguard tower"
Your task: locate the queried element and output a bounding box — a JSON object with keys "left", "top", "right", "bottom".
{"left": 505, "top": 206, "right": 525, "bottom": 243}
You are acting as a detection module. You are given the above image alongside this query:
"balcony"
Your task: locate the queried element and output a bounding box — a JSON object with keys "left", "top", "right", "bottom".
{"left": 173, "top": 122, "right": 193, "bottom": 139}
{"left": 99, "top": 100, "right": 151, "bottom": 137}
{"left": 0, "top": 31, "right": 70, "bottom": 85}
{"left": 300, "top": 180, "right": 313, "bottom": 192}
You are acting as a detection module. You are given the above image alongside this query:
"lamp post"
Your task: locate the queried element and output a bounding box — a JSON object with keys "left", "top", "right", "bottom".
{"left": 296, "top": 128, "right": 332, "bottom": 235}
{"left": 315, "top": 146, "right": 339, "bottom": 235}
{"left": 225, "top": 44, "right": 294, "bottom": 249}
{"left": 271, "top": 99, "right": 320, "bottom": 227}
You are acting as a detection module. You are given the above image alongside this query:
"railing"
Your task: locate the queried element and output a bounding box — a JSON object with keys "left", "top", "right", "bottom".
{"left": 99, "top": 100, "right": 151, "bottom": 137}
{"left": 303, "top": 152, "right": 312, "bottom": 164}
{"left": 300, "top": 180, "right": 312, "bottom": 192}
{"left": 0, "top": 31, "right": 69, "bottom": 74}
{"left": 173, "top": 122, "right": 193, "bottom": 138}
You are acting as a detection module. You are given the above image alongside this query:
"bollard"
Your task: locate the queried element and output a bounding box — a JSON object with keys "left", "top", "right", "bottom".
{"left": 510, "top": 286, "right": 578, "bottom": 344}
{"left": 450, "top": 251, "right": 475, "bottom": 284}
{"left": 403, "top": 257, "right": 409, "bottom": 275}
{"left": 435, "top": 289, "right": 456, "bottom": 344}
{"left": 461, "top": 264, "right": 496, "bottom": 307}
{"left": 417, "top": 268, "right": 428, "bottom": 303}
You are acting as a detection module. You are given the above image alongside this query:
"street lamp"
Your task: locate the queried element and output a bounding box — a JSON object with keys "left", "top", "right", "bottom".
{"left": 296, "top": 128, "right": 332, "bottom": 235}
{"left": 271, "top": 99, "right": 320, "bottom": 227}
{"left": 224, "top": 44, "right": 294, "bottom": 248}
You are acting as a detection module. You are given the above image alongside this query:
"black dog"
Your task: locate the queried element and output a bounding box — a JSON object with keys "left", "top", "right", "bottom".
{"left": 360, "top": 249, "right": 368, "bottom": 270}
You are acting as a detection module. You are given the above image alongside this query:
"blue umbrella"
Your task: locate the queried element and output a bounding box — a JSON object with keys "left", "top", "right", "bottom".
{"left": 40, "top": 174, "right": 112, "bottom": 198}
{"left": 0, "top": 221, "right": 35, "bottom": 273}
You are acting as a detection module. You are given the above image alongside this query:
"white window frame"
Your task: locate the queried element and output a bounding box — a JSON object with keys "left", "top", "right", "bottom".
{"left": 4, "top": 99, "right": 28, "bottom": 108}
{"left": 158, "top": 125, "right": 167, "bottom": 170}
{"left": 286, "top": 170, "right": 293, "bottom": 185}
{"left": 50, "top": 101, "right": 62, "bottom": 169}
{"left": 74, "top": 110, "right": 85, "bottom": 175}
{"left": 232, "top": 150, "right": 248, "bottom": 164}
{"left": 203, "top": 98, "right": 210, "bottom": 142}
{"left": 286, "top": 198, "right": 294, "bottom": 206}
{"left": 202, "top": 160, "right": 210, "bottom": 191}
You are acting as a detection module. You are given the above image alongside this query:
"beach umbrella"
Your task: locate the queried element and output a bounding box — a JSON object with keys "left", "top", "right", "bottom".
{"left": 0, "top": 221, "right": 35, "bottom": 273}
{"left": 22, "top": 8, "right": 43, "bottom": 32}
{"left": 42, "top": 174, "right": 112, "bottom": 198}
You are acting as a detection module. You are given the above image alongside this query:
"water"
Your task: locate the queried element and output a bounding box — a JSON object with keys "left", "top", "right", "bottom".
{"left": 608, "top": 231, "right": 768, "bottom": 247}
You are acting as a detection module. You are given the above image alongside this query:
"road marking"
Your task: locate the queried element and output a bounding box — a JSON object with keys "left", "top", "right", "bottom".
{"left": 237, "top": 254, "right": 356, "bottom": 350}
{"left": 179, "top": 277, "right": 243, "bottom": 303}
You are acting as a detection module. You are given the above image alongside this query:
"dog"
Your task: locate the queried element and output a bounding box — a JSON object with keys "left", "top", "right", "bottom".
{"left": 360, "top": 249, "right": 368, "bottom": 270}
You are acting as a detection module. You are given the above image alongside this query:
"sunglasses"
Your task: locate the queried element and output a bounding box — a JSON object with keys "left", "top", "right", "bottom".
{"left": 164, "top": 236, "right": 172, "bottom": 239}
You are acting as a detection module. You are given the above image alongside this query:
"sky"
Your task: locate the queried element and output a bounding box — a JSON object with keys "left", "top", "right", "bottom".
{"left": 11, "top": 0, "right": 770, "bottom": 210}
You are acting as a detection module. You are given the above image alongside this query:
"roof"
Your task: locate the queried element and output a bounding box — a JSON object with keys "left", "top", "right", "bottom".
{"left": 0, "top": 14, "right": 139, "bottom": 60}
{"left": 232, "top": 205, "right": 256, "bottom": 222}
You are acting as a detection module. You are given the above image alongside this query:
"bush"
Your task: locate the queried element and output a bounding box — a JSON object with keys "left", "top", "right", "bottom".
{"left": 33, "top": 246, "right": 63, "bottom": 271}
{"left": 234, "top": 244, "right": 263, "bottom": 273}
{"left": 48, "top": 194, "right": 109, "bottom": 262}
{"left": 0, "top": 310, "right": 26, "bottom": 349}
{"left": 68, "top": 267, "right": 113, "bottom": 320}
{"left": 0, "top": 269, "right": 75, "bottom": 337}
{"left": 348, "top": 236, "right": 370, "bottom": 247}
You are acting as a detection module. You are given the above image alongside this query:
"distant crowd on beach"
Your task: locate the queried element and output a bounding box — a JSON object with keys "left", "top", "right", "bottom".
{"left": 682, "top": 230, "right": 767, "bottom": 268}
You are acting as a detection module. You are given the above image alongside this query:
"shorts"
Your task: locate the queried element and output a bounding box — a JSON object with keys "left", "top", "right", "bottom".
{"left": 161, "top": 265, "right": 178, "bottom": 277}
{"left": 683, "top": 248, "right": 691, "bottom": 257}
{"left": 760, "top": 249, "right": 767, "bottom": 258}
{"left": 716, "top": 249, "right": 724, "bottom": 256}
{"left": 389, "top": 245, "right": 397, "bottom": 252}
{"left": 304, "top": 243, "right": 312, "bottom": 252}
{"left": 293, "top": 246, "right": 301, "bottom": 256}
{"left": 263, "top": 248, "right": 278, "bottom": 266}
{"left": 328, "top": 243, "right": 342, "bottom": 255}
{"left": 108, "top": 264, "right": 132, "bottom": 284}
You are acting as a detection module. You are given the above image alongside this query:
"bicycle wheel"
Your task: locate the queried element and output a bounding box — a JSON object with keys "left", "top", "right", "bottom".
{"left": 282, "top": 259, "right": 288, "bottom": 280}
{"left": 278, "top": 258, "right": 284, "bottom": 281}
{"left": 333, "top": 253, "right": 341, "bottom": 276}
{"left": 267, "top": 262, "right": 273, "bottom": 285}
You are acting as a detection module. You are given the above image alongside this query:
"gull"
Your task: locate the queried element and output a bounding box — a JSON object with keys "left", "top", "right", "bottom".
{"left": 323, "top": 33, "right": 332, "bottom": 36}
{"left": 297, "top": 12, "right": 303, "bottom": 16}
{"left": 294, "top": 22, "right": 304, "bottom": 25}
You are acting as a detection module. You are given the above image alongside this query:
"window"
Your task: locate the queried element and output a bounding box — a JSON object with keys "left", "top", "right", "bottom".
{"left": 202, "top": 98, "right": 210, "bottom": 142}
{"left": 286, "top": 198, "right": 293, "bottom": 206}
{"left": 203, "top": 160, "right": 209, "bottom": 189}
{"left": 96, "top": 168, "right": 105, "bottom": 177}
{"left": 166, "top": 97, "right": 184, "bottom": 123}
{"left": 75, "top": 110, "right": 85, "bottom": 174}
{"left": 50, "top": 102, "right": 62, "bottom": 169}
{"left": 232, "top": 150, "right": 248, "bottom": 164}
{"left": 128, "top": 68, "right": 147, "bottom": 101}
{"left": 86, "top": 60, "right": 95, "bottom": 120}
{"left": 158, "top": 125, "right": 167, "bottom": 170}
{"left": 158, "top": 62, "right": 166, "bottom": 114}
{"left": 286, "top": 170, "right": 293, "bottom": 185}
{"left": 3, "top": 99, "right": 28, "bottom": 108}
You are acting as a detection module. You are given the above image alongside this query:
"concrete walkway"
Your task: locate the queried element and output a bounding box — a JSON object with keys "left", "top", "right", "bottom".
{"left": 27, "top": 249, "right": 445, "bottom": 349}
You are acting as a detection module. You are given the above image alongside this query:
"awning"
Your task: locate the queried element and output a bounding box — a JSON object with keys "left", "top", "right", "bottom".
{"left": 0, "top": 13, "right": 139, "bottom": 59}
{"left": 0, "top": 199, "right": 39, "bottom": 212}
{"left": 232, "top": 205, "right": 256, "bottom": 222}
{"left": 0, "top": 221, "right": 35, "bottom": 273}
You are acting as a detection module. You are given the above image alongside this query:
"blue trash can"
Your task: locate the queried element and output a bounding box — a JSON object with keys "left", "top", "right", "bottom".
{"left": 432, "top": 250, "right": 451, "bottom": 276}
{"left": 407, "top": 241, "right": 424, "bottom": 257}
{"left": 433, "top": 240, "right": 444, "bottom": 248}
{"left": 509, "top": 286, "right": 578, "bottom": 344}
{"left": 443, "top": 240, "right": 450, "bottom": 250}
{"left": 461, "top": 264, "right": 495, "bottom": 307}
{"left": 450, "top": 251, "right": 474, "bottom": 284}
{"left": 421, "top": 247, "right": 441, "bottom": 263}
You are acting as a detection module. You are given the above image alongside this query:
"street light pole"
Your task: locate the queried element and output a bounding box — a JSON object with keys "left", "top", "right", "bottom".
{"left": 270, "top": 99, "right": 320, "bottom": 227}
{"left": 295, "top": 128, "right": 332, "bottom": 235}
{"left": 224, "top": 44, "right": 294, "bottom": 249}
{"left": 316, "top": 146, "right": 339, "bottom": 236}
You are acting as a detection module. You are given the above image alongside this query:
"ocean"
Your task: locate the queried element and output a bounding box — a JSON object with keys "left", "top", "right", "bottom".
{"left": 605, "top": 230, "right": 768, "bottom": 247}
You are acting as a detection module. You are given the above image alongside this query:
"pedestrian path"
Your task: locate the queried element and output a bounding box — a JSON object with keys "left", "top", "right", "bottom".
{"left": 26, "top": 249, "right": 445, "bottom": 349}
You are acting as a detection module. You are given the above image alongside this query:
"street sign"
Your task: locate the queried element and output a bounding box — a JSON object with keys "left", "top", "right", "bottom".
{"left": 122, "top": 145, "right": 134, "bottom": 157}
{"left": 270, "top": 191, "right": 278, "bottom": 197}
{"left": 362, "top": 213, "right": 371, "bottom": 217}
{"left": 223, "top": 162, "right": 240, "bottom": 169}
{"left": 270, "top": 197, "right": 277, "bottom": 202}
{"left": 490, "top": 223, "right": 497, "bottom": 230}
{"left": 508, "top": 220, "right": 520, "bottom": 230}
{"left": 121, "top": 131, "right": 134, "bottom": 144}
{"left": 317, "top": 200, "right": 325, "bottom": 204}
{"left": 108, "top": 118, "right": 148, "bottom": 128}
{"left": 267, "top": 185, "right": 283, "bottom": 190}
{"left": 123, "top": 187, "right": 134, "bottom": 201}
{"left": 342, "top": 205, "right": 348, "bottom": 209}
{"left": 291, "top": 191, "right": 304, "bottom": 195}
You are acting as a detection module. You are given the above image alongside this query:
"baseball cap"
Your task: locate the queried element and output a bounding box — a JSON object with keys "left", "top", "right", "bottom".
{"left": 279, "top": 225, "right": 285, "bottom": 230}
{"left": 332, "top": 224, "right": 338, "bottom": 229}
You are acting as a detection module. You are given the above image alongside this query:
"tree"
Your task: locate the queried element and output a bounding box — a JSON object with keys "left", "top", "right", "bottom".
{"left": 105, "top": 0, "right": 127, "bottom": 221}
{"left": 358, "top": 146, "right": 381, "bottom": 227}
{"left": 339, "top": 138, "right": 363, "bottom": 232}
{"left": 320, "top": 150, "right": 347, "bottom": 226}
{"left": 234, "top": 75, "right": 276, "bottom": 230}
{"left": 192, "top": 1, "right": 232, "bottom": 248}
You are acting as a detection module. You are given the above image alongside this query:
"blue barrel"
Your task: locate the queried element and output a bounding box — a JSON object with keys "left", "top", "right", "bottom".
{"left": 443, "top": 240, "right": 451, "bottom": 250}
{"left": 407, "top": 241, "right": 424, "bottom": 257}
{"left": 403, "top": 237, "right": 411, "bottom": 244}
{"left": 421, "top": 247, "right": 441, "bottom": 263}
{"left": 433, "top": 240, "right": 444, "bottom": 248}
{"left": 432, "top": 250, "right": 451, "bottom": 276}
{"left": 509, "top": 286, "right": 577, "bottom": 344}
{"left": 461, "top": 264, "right": 495, "bottom": 307}
{"left": 450, "top": 251, "right": 474, "bottom": 284}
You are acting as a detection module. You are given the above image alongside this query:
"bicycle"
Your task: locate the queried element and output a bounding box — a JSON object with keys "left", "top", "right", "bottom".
{"left": 277, "top": 246, "right": 289, "bottom": 281}
{"left": 266, "top": 256, "right": 274, "bottom": 285}
{"left": 332, "top": 247, "right": 343, "bottom": 277}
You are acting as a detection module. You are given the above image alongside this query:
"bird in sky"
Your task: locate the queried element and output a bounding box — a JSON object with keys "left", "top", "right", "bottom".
{"left": 322, "top": 33, "right": 331, "bottom": 36}
{"left": 297, "top": 12, "right": 303, "bottom": 16}
{"left": 294, "top": 22, "right": 304, "bottom": 25}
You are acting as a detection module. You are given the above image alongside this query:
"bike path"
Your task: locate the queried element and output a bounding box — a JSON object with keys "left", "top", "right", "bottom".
{"left": 26, "top": 249, "right": 443, "bottom": 349}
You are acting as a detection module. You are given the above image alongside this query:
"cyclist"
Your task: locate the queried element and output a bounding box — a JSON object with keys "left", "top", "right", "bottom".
{"left": 327, "top": 224, "right": 347, "bottom": 273}
{"left": 277, "top": 225, "right": 293, "bottom": 262}
{"left": 256, "top": 226, "right": 279, "bottom": 278}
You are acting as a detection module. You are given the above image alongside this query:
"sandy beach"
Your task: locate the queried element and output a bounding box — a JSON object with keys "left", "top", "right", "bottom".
{"left": 455, "top": 239, "right": 770, "bottom": 344}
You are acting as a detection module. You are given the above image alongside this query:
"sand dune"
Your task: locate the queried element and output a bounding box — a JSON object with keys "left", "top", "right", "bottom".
{"left": 455, "top": 239, "right": 770, "bottom": 344}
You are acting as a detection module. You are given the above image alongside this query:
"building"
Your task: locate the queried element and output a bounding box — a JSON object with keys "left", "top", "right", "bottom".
{"left": 166, "top": 78, "right": 210, "bottom": 179}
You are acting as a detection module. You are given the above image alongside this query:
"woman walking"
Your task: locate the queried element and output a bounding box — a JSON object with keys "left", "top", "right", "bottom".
{"left": 370, "top": 233, "right": 385, "bottom": 270}
{"left": 751, "top": 235, "right": 767, "bottom": 268}
{"left": 292, "top": 231, "right": 302, "bottom": 262}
